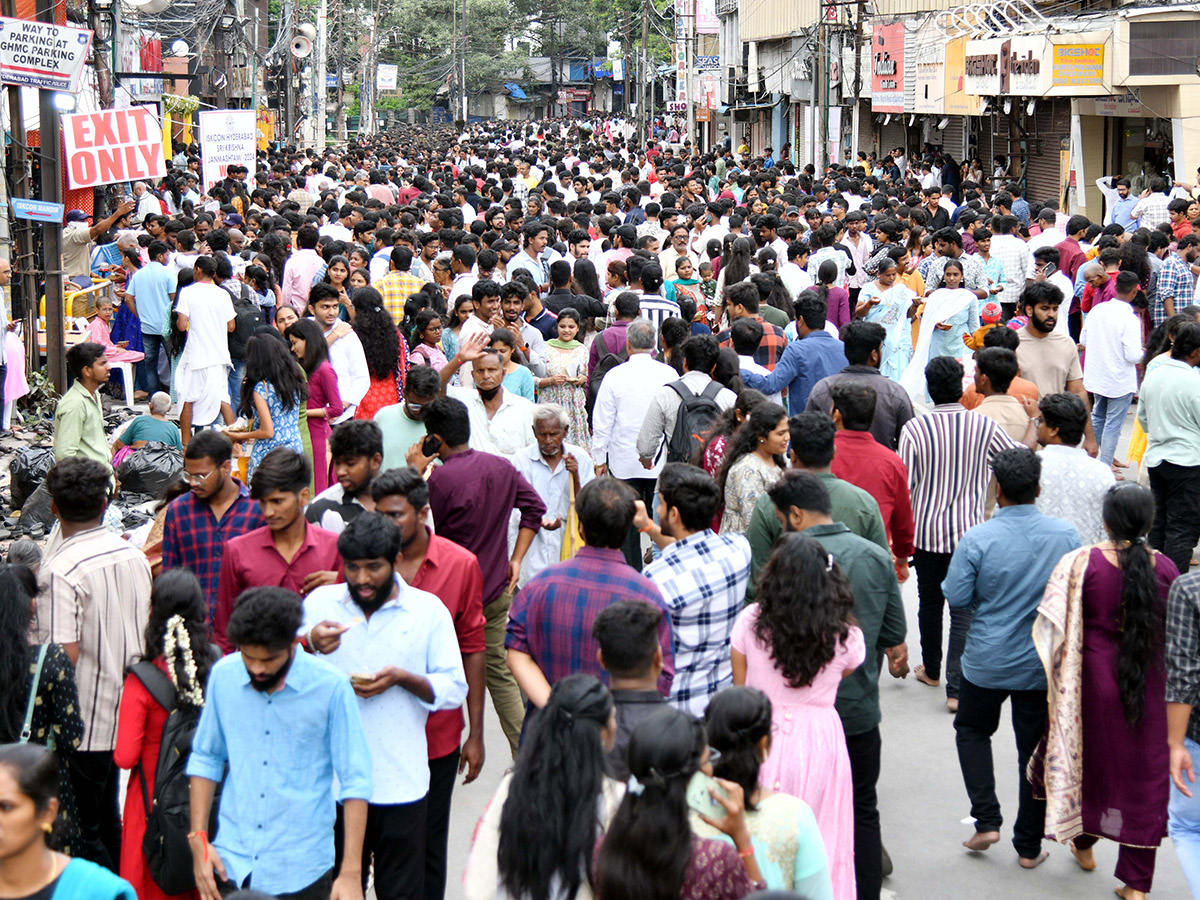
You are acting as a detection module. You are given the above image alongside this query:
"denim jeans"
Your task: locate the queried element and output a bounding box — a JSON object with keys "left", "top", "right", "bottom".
{"left": 139, "top": 332, "right": 168, "bottom": 394}
{"left": 228, "top": 359, "right": 247, "bottom": 411}
{"left": 1169, "top": 736, "right": 1200, "bottom": 898}
{"left": 1091, "top": 392, "right": 1134, "bottom": 466}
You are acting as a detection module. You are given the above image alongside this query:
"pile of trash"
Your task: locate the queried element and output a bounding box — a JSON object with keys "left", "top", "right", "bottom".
{"left": 0, "top": 400, "right": 183, "bottom": 552}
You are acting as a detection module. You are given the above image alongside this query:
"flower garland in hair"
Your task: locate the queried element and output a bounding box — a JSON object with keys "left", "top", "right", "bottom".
{"left": 162, "top": 614, "right": 204, "bottom": 707}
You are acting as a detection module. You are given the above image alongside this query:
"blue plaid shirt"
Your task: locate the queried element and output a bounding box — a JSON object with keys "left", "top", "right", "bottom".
{"left": 506, "top": 546, "right": 675, "bottom": 702}
{"left": 644, "top": 530, "right": 751, "bottom": 716}
{"left": 1156, "top": 253, "right": 1197, "bottom": 327}
{"left": 161, "top": 481, "right": 265, "bottom": 620}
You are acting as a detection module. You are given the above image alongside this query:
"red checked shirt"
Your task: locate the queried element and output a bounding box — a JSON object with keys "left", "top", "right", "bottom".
{"left": 831, "top": 429, "right": 915, "bottom": 562}
{"left": 409, "top": 531, "right": 487, "bottom": 760}
{"left": 214, "top": 523, "right": 344, "bottom": 653}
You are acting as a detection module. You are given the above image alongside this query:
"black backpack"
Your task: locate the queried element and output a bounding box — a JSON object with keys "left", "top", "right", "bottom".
{"left": 228, "top": 285, "right": 263, "bottom": 361}
{"left": 586, "top": 340, "right": 628, "bottom": 428}
{"left": 130, "top": 662, "right": 221, "bottom": 896}
{"left": 662, "top": 380, "right": 723, "bottom": 464}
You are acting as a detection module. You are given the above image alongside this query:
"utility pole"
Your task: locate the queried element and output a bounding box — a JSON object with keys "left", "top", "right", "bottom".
{"left": 685, "top": 0, "right": 695, "bottom": 151}
{"left": 315, "top": 0, "right": 327, "bottom": 151}
{"left": 817, "top": 16, "right": 827, "bottom": 168}
{"left": 35, "top": 0, "right": 65, "bottom": 390}
{"left": 451, "top": 0, "right": 458, "bottom": 122}
{"left": 851, "top": 0, "right": 863, "bottom": 161}
{"left": 3, "top": 0, "right": 36, "bottom": 353}
{"left": 639, "top": 0, "right": 649, "bottom": 142}
{"left": 460, "top": 0, "right": 467, "bottom": 122}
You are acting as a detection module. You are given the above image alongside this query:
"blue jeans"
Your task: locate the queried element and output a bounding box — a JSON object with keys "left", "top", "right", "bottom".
{"left": 1170, "top": 736, "right": 1200, "bottom": 897}
{"left": 1091, "top": 392, "right": 1134, "bottom": 466}
{"left": 228, "top": 359, "right": 246, "bottom": 411}
{"left": 139, "top": 332, "right": 168, "bottom": 395}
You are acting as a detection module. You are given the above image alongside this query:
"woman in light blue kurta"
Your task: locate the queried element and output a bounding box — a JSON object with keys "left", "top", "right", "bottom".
{"left": 858, "top": 257, "right": 917, "bottom": 382}
{"left": 692, "top": 687, "right": 834, "bottom": 900}
{"left": 925, "top": 261, "right": 981, "bottom": 361}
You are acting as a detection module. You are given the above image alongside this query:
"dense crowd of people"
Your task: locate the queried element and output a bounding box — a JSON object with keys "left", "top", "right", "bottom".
{"left": 4, "top": 115, "right": 1200, "bottom": 900}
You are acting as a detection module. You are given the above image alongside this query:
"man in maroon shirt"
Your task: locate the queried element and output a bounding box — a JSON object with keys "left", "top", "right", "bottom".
{"left": 214, "top": 448, "right": 342, "bottom": 653}
{"left": 828, "top": 380, "right": 915, "bottom": 583}
{"left": 372, "top": 467, "right": 486, "bottom": 900}
{"left": 406, "top": 396, "right": 545, "bottom": 758}
{"left": 1054, "top": 215, "right": 1091, "bottom": 282}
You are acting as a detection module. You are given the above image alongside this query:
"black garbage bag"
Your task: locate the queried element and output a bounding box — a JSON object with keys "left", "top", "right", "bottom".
{"left": 19, "top": 482, "right": 55, "bottom": 531}
{"left": 116, "top": 443, "right": 185, "bottom": 497}
{"left": 9, "top": 447, "right": 55, "bottom": 510}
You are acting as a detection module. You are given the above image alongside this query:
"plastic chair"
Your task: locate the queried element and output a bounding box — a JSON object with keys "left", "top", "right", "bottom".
{"left": 108, "top": 360, "right": 136, "bottom": 409}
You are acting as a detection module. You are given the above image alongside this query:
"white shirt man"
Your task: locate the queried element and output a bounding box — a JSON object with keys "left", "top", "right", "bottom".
{"left": 592, "top": 319, "right": 678, "bottom": 480}
{"left": 510, "top": 435, "right": 594, "bottom": 587}
{"left": 446, "top": 385, "right": 535, "bottom": 457}
{"left": 325, "top": 325, "right": 370, "bottom": 418}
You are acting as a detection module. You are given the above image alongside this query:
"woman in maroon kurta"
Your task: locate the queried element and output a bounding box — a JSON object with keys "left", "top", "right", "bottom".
{"left": 115, "top": 571, "right": 218, "bottom": 900}
{"left": 1037, "top": 484, "right": 1179, "bottom": 900}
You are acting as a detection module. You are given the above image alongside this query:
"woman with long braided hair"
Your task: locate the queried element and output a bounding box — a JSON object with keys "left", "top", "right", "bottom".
{"left": 1034, "top": 484, "right": 1179, "bottom": 900}
{"left": 114, "top": 570, "right": 218, "bottom": 900}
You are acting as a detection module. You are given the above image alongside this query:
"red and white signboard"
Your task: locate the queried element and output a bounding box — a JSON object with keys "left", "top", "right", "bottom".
{"left": 62, "top": 107, "right": 166, "bottom": 189}
{"left": 0, "top": 17, "right": 92, "bottom": 92}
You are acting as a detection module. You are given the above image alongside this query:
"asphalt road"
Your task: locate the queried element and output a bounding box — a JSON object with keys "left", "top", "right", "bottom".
{"left": 442, "top": 406, "right": 1195, "bottom": 900}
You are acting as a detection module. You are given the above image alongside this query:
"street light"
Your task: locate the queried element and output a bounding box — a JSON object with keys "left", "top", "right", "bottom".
{"left": 51, "top": 92, "right": 76, "bottom": 111}
{"left": 171, "top": 39, "right": 190, "bottom": 56}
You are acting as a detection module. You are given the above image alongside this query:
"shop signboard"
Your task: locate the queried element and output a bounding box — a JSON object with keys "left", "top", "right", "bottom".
{"left": 1051, "top": 44, "right": 1103, "bottom": 88}
{"left": 944, "top": 36, "right": 981, "bottom": 116}
{"left": 870, "top": 23, "right": 904, "bottom": 112}
{"left": 914, "top": 42, "right": 944, "bottom": 114}
{"left": 965, "top": 35, "right": 1047, "bottom": 96}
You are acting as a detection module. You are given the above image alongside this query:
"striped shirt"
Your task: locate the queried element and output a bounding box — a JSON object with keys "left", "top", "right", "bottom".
{"left": 988, "top": 235, "right": 1032, "bottom": 309}
{"left": 898, "top": 404, "right": 1021, "bottom": 554}
{"left": 35, "top": 525, "right": 152, "bottom": 751}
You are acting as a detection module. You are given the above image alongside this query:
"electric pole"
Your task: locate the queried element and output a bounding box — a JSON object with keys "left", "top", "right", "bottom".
{"left": 685, "top": 0, "right": 694, "bottom": 151}
{"left": 638, "top": 1, "right": 649, "bottom": 141}
{"left": 315, "top": 0, "right": 327, "bottom": 151}
{"left": 35, "top": 0, "right": 65, "bottom": 390}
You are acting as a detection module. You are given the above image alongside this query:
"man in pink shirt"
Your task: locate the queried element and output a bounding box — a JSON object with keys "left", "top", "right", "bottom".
{"left": 214, "top": 448, "right": 342, "bottom": 652}
{"left": 280, "top": 224, "right": 325, "bottom": 311}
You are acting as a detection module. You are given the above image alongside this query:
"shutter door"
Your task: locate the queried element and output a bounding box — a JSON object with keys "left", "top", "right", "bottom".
{"left": 857, "top": 101, "right": 874, "bottom": 157}
{"left": 1025, "top": 99, "right": 1070, "bottom": 208}
{"left": 940, "top": 115, "right": 965, "bottom": 160}
{"left": 881, "top": 117, "right": 906, "bottom": 156}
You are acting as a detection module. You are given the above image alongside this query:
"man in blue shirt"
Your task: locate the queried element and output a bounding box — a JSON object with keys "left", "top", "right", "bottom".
{"left": 740, "top": 291, "right": 849, "bottom": 413}
{"left": 125, "top": 239, "right": 176, "bottom": 394}
{"left": 942, "top": 448, "right": 1081, "bottom": 870}
{"left": 188, "top": 586, "right": 373, "bottom": 900}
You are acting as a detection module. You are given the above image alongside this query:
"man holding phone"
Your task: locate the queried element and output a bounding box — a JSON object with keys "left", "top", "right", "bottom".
{"left": 303, "top": 513, "right": 467, "bottom": 900}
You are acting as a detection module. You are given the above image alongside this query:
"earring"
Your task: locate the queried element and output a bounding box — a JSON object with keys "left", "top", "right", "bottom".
{"left": 42, "top": 823, "right": 52, "bottom": 833}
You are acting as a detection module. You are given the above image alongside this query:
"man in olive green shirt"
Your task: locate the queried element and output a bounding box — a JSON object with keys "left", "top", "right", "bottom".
{"left": 54, "top": 342, "right": 113, "bottom": 471}
{"left": 767, "top": 468, "right": 907, "bottom": 900}
{"left": 746, "top": 411, "right": 888, "bottom": 598}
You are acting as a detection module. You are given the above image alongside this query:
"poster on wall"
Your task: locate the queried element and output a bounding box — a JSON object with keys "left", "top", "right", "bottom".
{"left": 376, "top": 63, "right": 398, "bottom": 91}
{"left": 944, "top": 37, "right": 981, "bottom": 116}
{"left": 871, "top": 23, "right": 904, "bottom": 112}
{"left": 964, "top": 35, "right": 1046, "bottom": 95}
{"left": 1051, "top": 44, "right": 1103, "bottom": 88}
{"left": 62, "top": 107, "right": 166, "bottom": 189}
{"left": 199, "top": 109, "right": 257, "bottom": 193}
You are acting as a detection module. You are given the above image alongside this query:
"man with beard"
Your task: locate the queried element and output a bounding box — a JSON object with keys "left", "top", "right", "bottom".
{"left": 767, "top": 470, "right": 907, "bottom": 900}
{"left": 442, "top": 341, "right": 535, "bottom": 457}
{"left": 215, "top": 448, "right": 343, "bottom": 653}
{"left": 1015, "top": 282, "right": 1098, "bottom": 455}
{"left": 370, "top": 467, "right": 486, "bottom": 900}
{"left": 307, "top": 420, "right": 384, "bottom": 533}
{"left": 187, "top": 586, "right": 373, "bottom": 900}
{"left": 303, "top": 513, "right": 467, "bottom": 900}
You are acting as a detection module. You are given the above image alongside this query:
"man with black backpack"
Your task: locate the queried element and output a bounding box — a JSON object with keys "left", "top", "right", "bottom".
{"left": 635, "top": 334, "right": 736, "bottom": 471}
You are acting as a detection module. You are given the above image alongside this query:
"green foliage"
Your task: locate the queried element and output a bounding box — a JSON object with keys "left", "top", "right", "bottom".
{"left": 17, "top": 369, "right": 58, "bottom": 423}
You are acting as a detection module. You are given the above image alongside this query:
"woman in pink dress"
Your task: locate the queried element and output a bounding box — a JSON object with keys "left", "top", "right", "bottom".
{"left": 732, "top": 532, "right": 864, "bottom": 900}
{"left": 285, "top": 318, "right": 343, "bottom": 492}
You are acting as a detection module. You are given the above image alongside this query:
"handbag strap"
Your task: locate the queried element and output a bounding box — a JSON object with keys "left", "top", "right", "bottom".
{"left": 19, "top": 645, "right": 49, "bottom": 742}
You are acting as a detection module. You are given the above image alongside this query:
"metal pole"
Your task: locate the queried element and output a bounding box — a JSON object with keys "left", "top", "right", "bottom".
{"left": 315, "top": 0, "right": 327, "bottom": 150}
{"left": 638, "top": 1, "right": 648, "bottom": 141}
{"left": 851, "top": 0, "right": 863, "bottom": 162}
{"left": 35, "top": 0, "right": 65, "bottom": 391}
{"left": 685, "top": 0, "right": 695, "bottom": 149}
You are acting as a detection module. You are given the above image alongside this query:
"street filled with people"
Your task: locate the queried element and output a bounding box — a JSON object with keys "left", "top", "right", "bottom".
{"left": 6, "top": 116, "right": 1200, "bottom": 900}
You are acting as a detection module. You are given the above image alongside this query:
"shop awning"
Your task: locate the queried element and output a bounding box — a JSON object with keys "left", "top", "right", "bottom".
{"left": 504, "top": 82, "right": 529, "bottom": 100}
